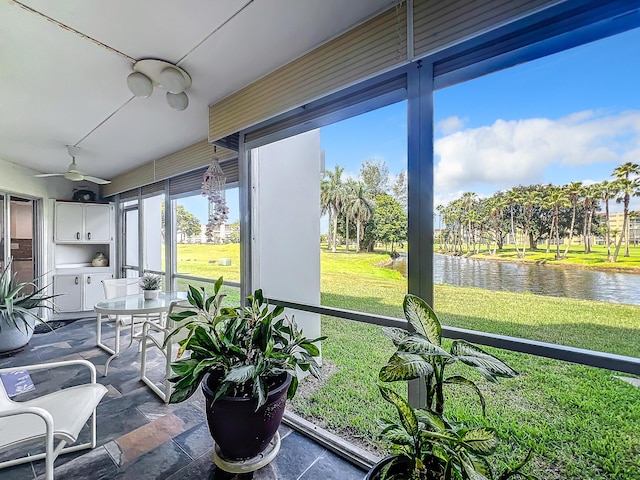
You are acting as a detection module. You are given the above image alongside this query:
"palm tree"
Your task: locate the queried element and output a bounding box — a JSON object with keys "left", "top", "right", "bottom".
{"left": 599, "top": 180, "right": 618, "bottom": 261}
{"left": 459, "top": 192, "right": 479, "bottom": 254}
{"left": 612, "top": 162, "right": 640, "bottom": 261}
{"left": 520, "top": 189, "right": 540, "bottom": 258}
{"left": 561, "top": 181, "right": 582, "bottom": 259}
{"left": 342, "top": 181, "right": 358, "bottom": 252}
{"left": 505, "top": 189, "right": 522, "bottom": 258}
{"left": 321, "top": 165, "right": 345, "bottom": 253}
{"left": 348, "top": 181, "right": 375, "bottom": 253}
{"left": 581, "top": 183, "right": 600, "bottom": 254}
{"left": 546, "top": 186, "right": 570, "bottom": 260}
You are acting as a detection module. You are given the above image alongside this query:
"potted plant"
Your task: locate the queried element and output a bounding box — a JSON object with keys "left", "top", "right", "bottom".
{"left": 140, "top": 273, "right": 162, "bottom": 300}
{"left": 367, "top": 294, "right": 534, "bottom": 480}
{"left": 0, "top": 258, "right": 57, "bottom": 355}
{"left": 166, "top": 278, "right": 325, "bottom": 468}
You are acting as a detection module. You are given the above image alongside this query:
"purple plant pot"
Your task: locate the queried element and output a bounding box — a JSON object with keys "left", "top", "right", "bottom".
{"left": 201, "top": 371, "right": 291, "bottom": 460}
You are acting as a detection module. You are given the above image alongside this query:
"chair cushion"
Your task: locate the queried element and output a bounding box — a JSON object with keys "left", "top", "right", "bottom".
{"left": 0, "top": 383, "right": 108, "bottom": 450}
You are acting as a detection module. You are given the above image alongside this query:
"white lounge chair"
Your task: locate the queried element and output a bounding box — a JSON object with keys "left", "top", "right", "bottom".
{"left": 0, "top": 359, "right": 108, "bottom": 480}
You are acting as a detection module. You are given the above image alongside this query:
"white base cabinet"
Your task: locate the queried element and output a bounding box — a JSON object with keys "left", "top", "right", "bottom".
{"left": 54, "top": 273, "right": 113, "bottom": 312}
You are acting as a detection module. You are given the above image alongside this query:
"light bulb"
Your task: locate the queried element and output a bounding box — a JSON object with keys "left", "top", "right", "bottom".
{"left": 166, "top": 91, "right": 189, "bottom": 111}
{"left": 160, "top": 66, "right": 187, "bottom": 93}
{"left": 127, "top": 72, "right": 153, "bottom": 98}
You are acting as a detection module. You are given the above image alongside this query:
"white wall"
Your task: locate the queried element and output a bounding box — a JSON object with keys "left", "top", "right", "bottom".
{"left": 252, "top": 130, "right": 322, "bottom": 356}
{"left": 0, "top": 157, "right": 96, "bottom": 316}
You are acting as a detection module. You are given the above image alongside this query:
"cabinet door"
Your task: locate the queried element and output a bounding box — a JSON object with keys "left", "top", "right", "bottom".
{"left": 83, "top": 273, "right": 112, "bottom": 311}
{"left": 55, "top": 203, "right": 84, "bottom": 242}
{"left": 53, "top": 275, "right": 83, "bottom": 312}
{"left": 84, "top": 204, "right": 112, "bottom": 242}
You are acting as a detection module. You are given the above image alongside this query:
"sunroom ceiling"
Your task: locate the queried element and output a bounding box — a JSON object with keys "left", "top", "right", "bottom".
{"left": 0, "top": 0, "right": 394, "bottom": 181}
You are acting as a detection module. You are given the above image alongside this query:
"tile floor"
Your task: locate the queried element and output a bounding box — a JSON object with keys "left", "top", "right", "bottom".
{"left": 0, "top": 317, "right": 367, "bottom": 480}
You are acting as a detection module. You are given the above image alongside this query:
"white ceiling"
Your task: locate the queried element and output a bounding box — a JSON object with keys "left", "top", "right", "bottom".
{"left": 0, "top": 0, "right": 394, "bottom": 181}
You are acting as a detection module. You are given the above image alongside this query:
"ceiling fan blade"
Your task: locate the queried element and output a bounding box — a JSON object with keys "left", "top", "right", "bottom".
{"left": 34, "top": 173, "right": 65, "bottom": 177}
{"left": 83, "top": 175, "right": 111, "bottom": 185}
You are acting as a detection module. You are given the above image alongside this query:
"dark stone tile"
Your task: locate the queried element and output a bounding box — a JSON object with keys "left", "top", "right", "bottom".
{"left": 0, "top": 460, "right": 35, "bottom": 480}
{"left": 34, "top": 446, "right": 117, "bottom": 480}
{"left": 112, "top": 438, "right": 192, "bottom": 480}
{"left": 32, "top": 447, "right": 92, "bottom": 477}
{"left": 267, "top": 431, "right": 326, "bottom": 480}
{"left": 173, "top": 422, "right": 214, "bottom": 460}
{"left": 165, "top": 451, "right": 259, "bottom": 480}
{"left": 95, "top": 404, "right": 150, "bottom": 445}
{"left": 299, "top": 450, "right": 366, "bottom": 480}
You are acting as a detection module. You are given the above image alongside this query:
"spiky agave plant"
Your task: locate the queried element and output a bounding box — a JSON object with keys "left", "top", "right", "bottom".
{"left": 0, "top": 258, "right": 57, "bottom": 333}
{"left": 379, "top": 294, "right": 518, "bottom": 415}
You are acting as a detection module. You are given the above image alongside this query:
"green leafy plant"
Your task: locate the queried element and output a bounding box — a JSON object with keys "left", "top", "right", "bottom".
{"left": 380, "top": 294, "right": 518, "bottom": 415}
{"left": 374, "top": 294, "right": 534, "bottom": 480}
{"left": 139, "top": 273, "right": 162, "bottom": 290}
{"left": 0, "top": 258, "right": 57, "bottom": 333}
{"left": 378, "top": 386, "right": 536, "bottom": 480}
{"left": 167, "top": 278, "right": 326, "bottom": 407}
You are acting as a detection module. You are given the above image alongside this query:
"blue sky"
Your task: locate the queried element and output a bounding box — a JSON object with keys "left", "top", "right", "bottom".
{"left": 185, "top": 26, "right": 640, "bottom": 225}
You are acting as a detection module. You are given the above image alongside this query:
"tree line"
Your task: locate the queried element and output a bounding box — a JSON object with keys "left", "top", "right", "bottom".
{"left": 437, "top": 162, "right": 640, "bottom": 262}
{"left": 321, "top": 158, "right": 407, "bottom": 255}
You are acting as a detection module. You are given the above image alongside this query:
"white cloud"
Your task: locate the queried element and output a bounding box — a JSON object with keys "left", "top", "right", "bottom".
{"left": 435, "top": 110, "right": 640, "bottom": 192}
{"left": 437, "top": 116, "right": 466, "bottom": 135}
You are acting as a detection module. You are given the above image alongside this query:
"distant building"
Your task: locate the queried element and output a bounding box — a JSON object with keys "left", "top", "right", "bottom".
{"left": 595, "top": 211, "right": 640, "bottom": 245}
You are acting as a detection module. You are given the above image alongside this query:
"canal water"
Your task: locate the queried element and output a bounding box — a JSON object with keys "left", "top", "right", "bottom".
{"left": 389, "top": 254, "right": 640, "bottom": 306}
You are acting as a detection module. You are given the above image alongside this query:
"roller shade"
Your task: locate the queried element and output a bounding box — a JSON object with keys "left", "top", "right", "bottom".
{"left": 208, "top": 2, "right": 407, "bottom": 143}
{"left": 413, "top": 0, "right": 557, "bottom": 58}
{"left": 169, "top": 159, "right": 239, "bottom": 197}
{"left": 102, "top": 140, "right": 237, "bottom": 197}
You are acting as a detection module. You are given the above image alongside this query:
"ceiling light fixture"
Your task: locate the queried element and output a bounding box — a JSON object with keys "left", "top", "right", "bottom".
{"left": 126, "top": 59, "right": 192, "bottom": 111}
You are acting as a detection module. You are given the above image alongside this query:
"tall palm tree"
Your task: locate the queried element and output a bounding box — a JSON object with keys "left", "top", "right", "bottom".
{"left": 459, "top": 192, "right": 479, "bottom": 254}
{"left": 505, "top": 189, "right": 522, "bottom": 258}
{"left": 562, "top": 181, "right": 582, "bottom": 259}
{"left": 520, "top": 189, "right": 540, "bottom": 258}
{"left": 342, "top": 181, "right": 358, "bottom": 252}
{"left": 612, "top": 162, "right": 640, "bottom": 261}
{"left": 599, "top": 180, "right": 618, "bottom": 261}
{"left": 348, "top": 181, "right": 375, "bottom": 253}
{"left": 321, "top": 165, "right": 345, "bottom": 253}
{"left": 581, "top": 183, "right": 600, "bottom": 254}
{"left": 545, "top": 186, "right": 570, "bottom": 260}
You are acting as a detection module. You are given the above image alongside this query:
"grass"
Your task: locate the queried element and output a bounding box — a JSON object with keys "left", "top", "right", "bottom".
{"left": 449, "top": 243, "right": 640, "bottom": 270}
{"left": 176, "top": 243, "right": 640, "bottom": 479}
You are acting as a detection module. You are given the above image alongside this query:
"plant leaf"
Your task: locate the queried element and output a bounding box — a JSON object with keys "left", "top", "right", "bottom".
{"left": 379, "top": 352, "right": 433, "bottom": 382}
{"left": 398, "top": 334, "right": 451, "bottom": 358}
{"left": 379, "top": 385, "right": 418, "bottom": 438}
{"left": 451, "top": 340, "right": 519, "bottom": 380}
{"left": 460, "top": 428, "right": 499, "bottom": 455}
{"left": 403, "top": 294, "right": 441, "bottom": 346}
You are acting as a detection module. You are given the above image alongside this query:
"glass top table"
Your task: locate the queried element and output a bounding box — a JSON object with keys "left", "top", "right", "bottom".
{"left": 94, "top": 291, "right": 187, "bottom": 375}
{"left": 94, "top": 291, "right": 187, "bottom": 315}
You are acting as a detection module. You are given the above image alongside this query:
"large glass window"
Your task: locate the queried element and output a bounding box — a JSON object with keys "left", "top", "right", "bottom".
{"left": 174, "top": 187, "right": 240, "bottom": 283}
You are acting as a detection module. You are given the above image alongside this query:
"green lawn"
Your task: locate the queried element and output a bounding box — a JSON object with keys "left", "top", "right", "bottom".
{"left": 177, "top": 243, "right": 640, "bottom": 479}
{"left": 447, "top": 243, "right": 640, "bottom": 270}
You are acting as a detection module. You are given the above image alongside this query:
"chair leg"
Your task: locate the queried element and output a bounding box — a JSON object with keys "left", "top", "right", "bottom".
{"left": 103, "top": 322, "right": 122, "bottom": 376}
{"left": 164, "top": 341, "right": 173, "bottom": 404}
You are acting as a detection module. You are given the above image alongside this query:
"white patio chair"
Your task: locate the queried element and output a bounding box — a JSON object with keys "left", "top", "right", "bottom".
{"left": 98, "top": 278, "right": 162, "bottom": 375}
{"left": 0, "top": 359, "right": 108, "bottom": 480}
{"left": 139, "top": 300, "right": 193, "bottom": 403}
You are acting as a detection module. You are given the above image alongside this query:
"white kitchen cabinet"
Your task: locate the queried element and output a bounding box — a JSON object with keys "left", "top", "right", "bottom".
{"left": 53, "top": 275, "right": 83, "bottom": 312}
{"left": 55, "top": 202, "right": 112, "bottom": 243}
{"left": 53, "top": 273, "right": 113, "bottom": 312}
{"left": 53, "top": 200, "right": 115, "bottom": 312}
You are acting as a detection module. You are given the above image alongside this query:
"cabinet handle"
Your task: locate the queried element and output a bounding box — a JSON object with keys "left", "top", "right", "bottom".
{"left": 75, "top": 276, "right": 79, "bottom": 285}
{"left": 76, "top": 232, "right": 80, "bottom": 240}
{"left": 87, "top": 276, "right": 91, "bottom": 284}
{"left": 87, "top": 232, "right": 91, "bottom": 240}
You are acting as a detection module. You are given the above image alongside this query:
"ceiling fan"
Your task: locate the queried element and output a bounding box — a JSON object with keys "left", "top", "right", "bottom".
{"left": 35, "top": 146, "right": 111, "bottom": 185}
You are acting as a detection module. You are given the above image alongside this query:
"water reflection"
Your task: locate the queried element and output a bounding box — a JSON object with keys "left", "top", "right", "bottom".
{"left": 390, "top": 254, "right": 640, "bottom": 306}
